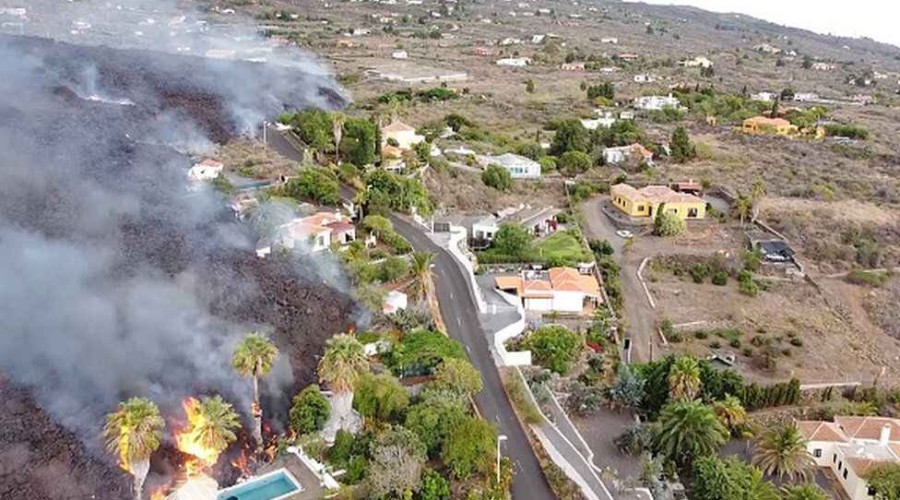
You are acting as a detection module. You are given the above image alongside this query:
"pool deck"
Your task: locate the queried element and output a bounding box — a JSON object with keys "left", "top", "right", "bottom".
{"left": 257, "top": 455, "right": 325, "bottom": 500}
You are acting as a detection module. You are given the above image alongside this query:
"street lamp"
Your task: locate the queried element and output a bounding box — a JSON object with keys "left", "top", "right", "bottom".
{"left": 496, "top": 434, "right": 508, "bottom": 484}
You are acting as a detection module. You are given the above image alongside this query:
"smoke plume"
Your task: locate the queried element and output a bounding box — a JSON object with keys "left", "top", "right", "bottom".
{"left": 0, "top": 0, "right": 350, "bottom": 452}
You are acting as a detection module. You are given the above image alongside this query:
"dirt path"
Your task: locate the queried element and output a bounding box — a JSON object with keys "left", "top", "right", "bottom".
{"left": 579, "top": 196, "right": 659, "bottom": 362}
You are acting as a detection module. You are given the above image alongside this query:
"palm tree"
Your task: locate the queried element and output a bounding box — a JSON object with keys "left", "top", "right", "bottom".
{"left": 232, "top": 332, "right": 279, "bottom": 449}
{"left": 318, "top": 334, "right": 369, "bottom": 437}
{"left": 332, "top": 113, "right": 345, "bottom": 164}
{"left": 751, "top": 422, "right": 815, "bottom": 480}
{"left": 104, "top": 397, "right": 165, "bottom": 500}
{"left": 409, "top": 251, "right": 435, "bottom": 300}
{"left": 192, "top": 395, "right": 242, "bottom": 459}
{"left": 668, "top": 356, "right": 701, "bottom": 401}
{"left": 749, "top": 178, "right": 766, "bottom": 223}
{"left": 732, "top": 193, "right": 753, "bottom": 226}
{"left": 653, "top": 400, "right": 728, "bottom": 465}
{"left": 712, "top": 394, "right": 747, "bottom": 434}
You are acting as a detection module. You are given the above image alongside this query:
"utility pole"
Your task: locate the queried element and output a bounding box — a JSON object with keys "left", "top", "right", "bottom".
{"left": 262, "top": 121, "right": 268, "bottom": 144}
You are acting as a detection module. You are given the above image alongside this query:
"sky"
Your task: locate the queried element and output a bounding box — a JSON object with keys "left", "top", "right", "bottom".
{"left": 630, "top": 0, "right": 900, "bottom": 48}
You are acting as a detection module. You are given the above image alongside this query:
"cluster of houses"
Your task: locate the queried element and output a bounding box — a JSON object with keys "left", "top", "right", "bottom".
{"left": 448, "top": 204, "right": 562, "bottom": 249}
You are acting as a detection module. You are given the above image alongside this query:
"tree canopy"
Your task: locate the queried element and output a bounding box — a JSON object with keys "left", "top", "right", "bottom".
{"left": 353, "top": 372, "right": 410, "bottom": 422}
{"left": 289, "top": 385, "right": 330, "bottom": 434}
{"left": 692, "top": 456, "right": 779, "bottom": 500}
{"left": 341, "top": 118, "right": 377, "bottom": 167}
{"left": 491, "top": 223, "right": 534, "bottom": 259}
{"left": 482, "top": 164, "right": 513, "bottom": 191}
{"left": 430, "top": 358, "right": 484, "bottom": 397}
{"left": 441, "top": 416, "right": 497, "bottom": 479}
{"left": 866, "top": 463, "right": 900, "bottom": 500}
{"left": 523, "top": 325, "right": 583, "bottom": 375}
{"left": 653, "top": 400, "right": 729, "bottom": 465}
{"left": 558, "top": 150, "right": 593, "bottom": 176}
{"left": 550, "top": 119, "right": 590, "bottom": 155}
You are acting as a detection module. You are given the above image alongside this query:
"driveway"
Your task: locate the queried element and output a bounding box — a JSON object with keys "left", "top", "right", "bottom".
{"left": 579, "top": 196, "right": 660, "bottom": 363}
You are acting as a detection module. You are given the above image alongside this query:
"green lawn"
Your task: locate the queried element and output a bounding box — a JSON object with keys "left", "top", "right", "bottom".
{"left": 535, "top": 230, "right": 592, "bottom": 266}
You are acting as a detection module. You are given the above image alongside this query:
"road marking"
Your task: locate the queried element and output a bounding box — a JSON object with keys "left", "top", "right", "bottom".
{"left": 449, "top": 291, "right": 454, "bottom": 300}
{"left": 457, "top": 316, "right": 462, "bottom": 327}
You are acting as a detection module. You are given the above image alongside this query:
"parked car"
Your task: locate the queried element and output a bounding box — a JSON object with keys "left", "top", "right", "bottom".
{"left": 616, "top": 229, "right": 634, "bottom": 239}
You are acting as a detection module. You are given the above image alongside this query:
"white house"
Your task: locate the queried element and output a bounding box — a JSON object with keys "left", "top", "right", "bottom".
{"left": 604, "top": 143, "right": 653, "bottom": 166}
{"left": 495, "top": 267, "right": 602, "bottom": 314}
{"left": 633, "top": 74, "right": 654, "bottom": 84}
{"left": 580, "top": 116, "right": 616, "bottom": 130}
{"left": 391, "top": 50, "right": 408, "bottom": 59}
{"left": 601, "top": 37, "right": 618, "bottom": 44}
{"left": 798, "top": 416, "right": 900, "bottom": 500}
{"left": 272, "top": 212, "right": 356, "bottom": 254}
{"left": 496, "top": 57, "right": 530, "bottom": 67}
{"left": 633, "top": 94, "right": 681, "bottom": 111}
{"left": 681, "top": 56, "right": 713, "bottom": 68}
{"left": 812, "top": 62, "right": 835, "bottom": 71}
{"left": 753, "top": 43, "right": 782, "bottom": 54}
{"left": 531, "top": 34, "right": 545, "bottom": 44}
{"left": 383, "top": 290, "right": 408, "bottom": 315}
{"left": 188, "top": 158, "right": 224, "bottom": 182}
{"left": 381, "top": 121, "right": 425, "bottom": 150}
{"left": 750, "top": 91, "right": 778, "bottom": 102}
{"left": 471, "top": 216, "right": 500, "bottom": 241}
{"left": 480, "top": 153, "right": 541, "bottom": 178}
{"left": 793, "top": 92, "right": 820, "bottom": 102}
{"left": 499, "top": 37, "right": 521, "bottom": 46}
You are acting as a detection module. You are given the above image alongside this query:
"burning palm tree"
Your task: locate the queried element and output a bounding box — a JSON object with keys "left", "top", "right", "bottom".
{"left": 232, "top": 332, "right": 279, "bottom": 451}
{"left": 175, "top": 396, "right": 241, "bottom": 474}
{"left": 104, "top": 397, "right": 165, "bottom": 500}
{"left": 318, "top": 334, "right": 368, "bottom": 439}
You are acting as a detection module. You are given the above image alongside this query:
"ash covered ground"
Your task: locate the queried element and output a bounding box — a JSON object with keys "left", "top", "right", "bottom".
{"left": 0, "top": 31, "right": 356, "bottom": 499}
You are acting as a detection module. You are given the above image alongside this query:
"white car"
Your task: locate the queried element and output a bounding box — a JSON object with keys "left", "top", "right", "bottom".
{"left": 616, "top": 230, "right": 634, "bottom": 239}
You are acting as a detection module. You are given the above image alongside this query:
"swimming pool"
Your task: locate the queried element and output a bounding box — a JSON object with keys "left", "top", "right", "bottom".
{"left": 217, "top": 469, "right": 301, "bottom": 500}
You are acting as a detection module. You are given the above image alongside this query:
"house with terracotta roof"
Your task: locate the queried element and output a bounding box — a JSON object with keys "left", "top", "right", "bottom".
{"left": 798, "top": 416, "right": 900, "bottom": 500}
{"left": 741, "top": 116, "right": 798, "bottom": 136}
{"left": 494, "top": 267, "right": 602, "bottom": 314}
{"left": 610, "top": 183, "right": 706, "bottom": 220}
{"left": 381, "top": 120, "right": 425, "bottom": 150}
{"left": 603, "top": 143, "right": 654, "bottom": 166}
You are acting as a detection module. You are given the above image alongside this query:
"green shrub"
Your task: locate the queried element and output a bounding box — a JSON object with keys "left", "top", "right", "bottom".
{"left": 712, "top": 270, "right": 728, "bottom": 286}
{"left": 729, "top": 339, "right": 741, "bottom": 348}
{"left": 524, "top": 325, "right": 583, "bottom": 375}
{"left": 694, "top": 331, "right": 709, "bottom": 340}
{"left": 845, "top": 269, "right": 890, "bottom": 288}
{"left": 738, "top": 270, "right": 759, "bottom": 297}
{"left": 482, "top": 164, "right": 513, "bottom": 191}
{"left": 789, "top": 337, "right": 804, "bottom": 347}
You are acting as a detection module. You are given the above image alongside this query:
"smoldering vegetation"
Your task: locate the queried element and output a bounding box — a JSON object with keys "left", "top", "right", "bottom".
{"left": 0, "top": 18, "right": 354, "bottom": 500}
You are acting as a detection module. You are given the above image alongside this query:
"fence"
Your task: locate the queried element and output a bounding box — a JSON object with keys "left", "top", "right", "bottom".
{"left": 445, "top": 225, "right": 488, "bottom": 313}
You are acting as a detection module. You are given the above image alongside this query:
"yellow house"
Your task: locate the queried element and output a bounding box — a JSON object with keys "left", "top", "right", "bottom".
{"left": 741, "top": 116, "right": 797, "bottom": 136}
{"left": 610, "top": 184, "right": 706, "bottom": 220}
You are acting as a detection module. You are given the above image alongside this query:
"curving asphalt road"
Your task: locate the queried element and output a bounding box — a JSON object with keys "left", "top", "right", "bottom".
{"left": 390, "top": 216, "right": 555, "bottom": 500}
{"left": 265, "top": 127, "right": 555, "bottom": 499}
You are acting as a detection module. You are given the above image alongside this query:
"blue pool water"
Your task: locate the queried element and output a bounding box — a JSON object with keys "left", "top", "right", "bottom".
{"left": 218, "top": 470, "right": 299, "bottom": 500}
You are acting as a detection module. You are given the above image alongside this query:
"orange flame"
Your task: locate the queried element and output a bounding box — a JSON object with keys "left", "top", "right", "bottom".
{"left": 174, "top": 398, "right": 221, "bottom": 476}
{"left": 231, "top": 449, "right": 252, "bottom": 478}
